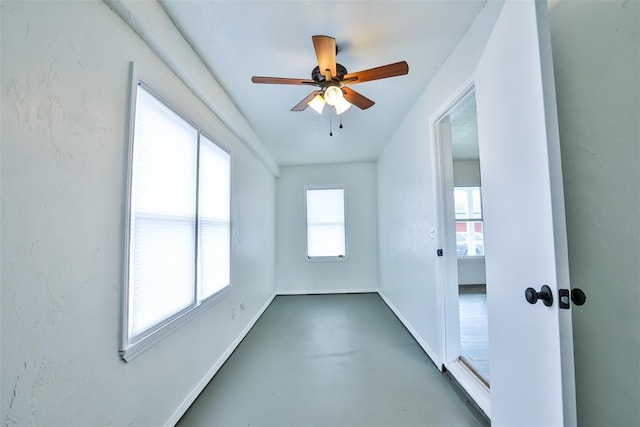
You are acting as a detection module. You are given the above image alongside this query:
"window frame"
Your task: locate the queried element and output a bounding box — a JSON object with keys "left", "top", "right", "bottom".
{"left": 303, "top": 184, "right": 348, "bottom": 262}
{"left": 454, "top": 186, "right": 485, "bottom": 258}
{"left": 120, "top": 73, "right": 232, "bottom": 362}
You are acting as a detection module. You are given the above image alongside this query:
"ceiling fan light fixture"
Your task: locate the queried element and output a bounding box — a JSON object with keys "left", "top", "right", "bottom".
{"left": 307, "top": 94, "right": 326, "bottom": 114}
{"left": 334, "top": 96, "right": 352, "bottom": 115}
{"left": 323, "top": 85, "right": 343, "bottom": 106}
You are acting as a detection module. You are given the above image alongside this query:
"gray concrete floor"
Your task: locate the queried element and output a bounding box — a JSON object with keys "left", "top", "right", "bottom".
{"left": 177, "top": 293, "right": 484, "bottom": 427}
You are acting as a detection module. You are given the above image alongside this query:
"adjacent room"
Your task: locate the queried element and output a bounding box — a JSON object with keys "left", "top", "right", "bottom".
{"left": 2, "top": 1, "right": 638, "bottom": 426}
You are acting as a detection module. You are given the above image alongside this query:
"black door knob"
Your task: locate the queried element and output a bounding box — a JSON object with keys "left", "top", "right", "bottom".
{"left": 571, "top": 288, "right": 587, "bottom": 306}
{"left": 525, "top": 285, "right": 553, "bottom": 307}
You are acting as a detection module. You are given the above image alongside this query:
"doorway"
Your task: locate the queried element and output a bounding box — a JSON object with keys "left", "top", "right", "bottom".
{"left": 435, "top": 87, "right": 490, "bottom": 410}
{"left": 450, "top": 94, "right": 489, "bottom": 387}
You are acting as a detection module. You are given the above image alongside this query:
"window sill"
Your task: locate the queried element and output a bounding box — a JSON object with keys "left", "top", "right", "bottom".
{"left": 120, "top": 284, "right": 231, "bottom": 362}
{"left": 306, "top": 255, "right": 349, "bottom": 263}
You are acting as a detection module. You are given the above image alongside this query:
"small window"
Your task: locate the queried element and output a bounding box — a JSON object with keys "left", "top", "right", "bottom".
{"left": 454, "top": 187, "right": 484, "bottom": 257}
{"left": 121, "top": 83, "right": 231, "bottom": 361}
{"left": 305, "top": 186, "right": 346, "bottom": 260}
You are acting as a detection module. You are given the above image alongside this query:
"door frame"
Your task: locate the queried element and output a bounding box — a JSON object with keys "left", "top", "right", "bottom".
{"left": 433, "top": 83, "right": 491, "bottom": 417}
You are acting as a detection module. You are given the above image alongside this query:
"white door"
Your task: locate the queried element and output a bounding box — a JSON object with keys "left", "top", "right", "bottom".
{"left": 475, "top": 1, "right": 576, "bottom": 426}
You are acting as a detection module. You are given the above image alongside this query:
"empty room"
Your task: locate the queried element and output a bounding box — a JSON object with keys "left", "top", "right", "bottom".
{"left": 1, "top": 0, "right": 638, "bottom": 426}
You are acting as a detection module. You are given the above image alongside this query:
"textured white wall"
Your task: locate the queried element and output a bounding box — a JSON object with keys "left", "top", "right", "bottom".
{"left": 377, "top": 2, "right": 503, "bottom": 364}
{"left": 276, "top": 163, "right": 379, "bottom": 294}
{"left": 549, "top": 1, "right": 640, "bottom": 425}
{"left": 1, "top": 2, "right": 275, "bottom": 425}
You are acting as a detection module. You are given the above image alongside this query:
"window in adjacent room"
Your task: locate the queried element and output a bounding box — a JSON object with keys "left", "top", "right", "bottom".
{"left": 454, "top": 186, "right": 484, "bottom": 257}
{"left": 121, "top": 83, "right": 231, "bottom": 361}
{"left": 305, "top": 186, "right": 347, "bottom": 260}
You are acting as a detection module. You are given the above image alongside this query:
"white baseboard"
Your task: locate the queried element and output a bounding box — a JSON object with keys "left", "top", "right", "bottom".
{"left": 378, "top": 291, "right": 442, "bottom": 369}
{"left": 164, "top": 293, "right": 276, "bottom": 427}
{"left": 276, "top": 288, "right": 378, "bottom": 295}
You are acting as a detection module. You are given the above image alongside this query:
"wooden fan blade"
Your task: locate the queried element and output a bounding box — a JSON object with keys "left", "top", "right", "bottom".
{"left": 342, "top": 61, "right": 409, "bottom": 85}
{"left": 342, "top": 87, "right": 375, "bottom": 110}
{"left": 312, "top": 35, "right": 337, "bottom": 78}
{"left": 252, "top": 76, "right": 316, "bottom": 85}
{"left": 291, "top": 90, "right": 321, "bottom": 111}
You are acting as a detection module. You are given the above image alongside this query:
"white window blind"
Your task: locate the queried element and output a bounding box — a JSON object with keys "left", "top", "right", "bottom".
{"left": 129, "top": 86, "right": 197, "bottom": 340}
{"left": 305, "top": 187, "right": 346, "bottom": 258}
{"left": 198, "top": 135, "right": 231, "bottom": 300}
{"left": 122, "top": 83, "right": 231, "bottom": 360}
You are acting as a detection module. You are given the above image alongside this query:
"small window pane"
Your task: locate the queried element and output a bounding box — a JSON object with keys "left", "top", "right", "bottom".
{"left": 454, "top": 189, "right": 469, "bottom": 220}
{"left": 456, "top": 221, "right": 485, "bottom": 256}
{"left": 455, "top": 187, "right": 482, "bottom": 220}
{"left": 472, "top": 188, "right": 482, "bottom": 217}
{"left": 306, "top": 188, "right": 346, "bottom": 258}
{"left": 130, "top": 217, "right": 195, "bottom": 337}
{"left": 132, "top": 88, "right": 198, "bottom": 217}
{"left": 198, "top": 135, "right": 231, "bottom": 300}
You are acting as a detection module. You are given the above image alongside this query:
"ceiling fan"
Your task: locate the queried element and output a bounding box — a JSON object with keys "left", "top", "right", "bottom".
{"left": 251, "top": 35, "right": 409, "bottom": 115}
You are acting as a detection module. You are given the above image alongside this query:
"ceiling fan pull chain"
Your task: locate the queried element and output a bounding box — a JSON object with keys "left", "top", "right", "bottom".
{"left": 339, "top": 115, "right": 343, "bottom": 129}
{"left": 329, "top": 110, "right": 333, "bottom": 136}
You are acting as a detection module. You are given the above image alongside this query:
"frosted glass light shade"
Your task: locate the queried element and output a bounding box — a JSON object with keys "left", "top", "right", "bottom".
{"left": 335, "top": 97, "right": 352, "bottom": 115}
{"left": 307, "top": 94, "right": 326, "bottom": 114}
{"left": 323, "top": 86, "right": 343, "bottom": 106}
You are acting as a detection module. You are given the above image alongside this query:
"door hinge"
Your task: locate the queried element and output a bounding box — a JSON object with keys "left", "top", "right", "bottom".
{"left": 437, "top": 249, "right": 443, "bottom": 257}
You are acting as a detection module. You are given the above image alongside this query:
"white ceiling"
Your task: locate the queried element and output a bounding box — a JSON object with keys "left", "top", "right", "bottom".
{"left": 160, "top": 0, "right": 487, "bottom": 166}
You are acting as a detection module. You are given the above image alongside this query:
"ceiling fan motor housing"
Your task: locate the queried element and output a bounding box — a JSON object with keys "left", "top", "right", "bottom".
{"left": 312, "top": 63, "right": 348, "bottom": 83}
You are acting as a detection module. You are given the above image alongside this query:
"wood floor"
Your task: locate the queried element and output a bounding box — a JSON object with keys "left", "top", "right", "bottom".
{"left": 177, "top": 294, "right": 485, "bottom": 427}
{"left": 458, "top": 290, "right": 490, "bottom": 383}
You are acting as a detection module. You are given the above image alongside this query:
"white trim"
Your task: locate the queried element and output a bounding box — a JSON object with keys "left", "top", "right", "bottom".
{"left": 446, "top": 360, "right": 491, "bottom": 418}
{"left": 275, "top": 288, "right": 377, "bottom": 296}
{"left": 432, "top": 85, "right": 492, "bottom": 420}
{"left": 433, "top": 85, "right": 481, "bottom": 366}
{"left": 164, "top": 293, "right": 276, "bottom": 427}
{"left": 120, "top": 61, "right": 137, "bottom": 357}
{"left": 378, "top": 291, "right": 442, "bottom": 370}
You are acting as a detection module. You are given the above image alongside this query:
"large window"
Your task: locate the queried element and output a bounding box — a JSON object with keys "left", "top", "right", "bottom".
{"left": 305, "top": 186, "right": 347, "bottom": 260}
{"left": 454, "top": 186, "right": 484, "bottom": 257}
{"left": 121, "top": 84, "right": 231, "bottom": 361}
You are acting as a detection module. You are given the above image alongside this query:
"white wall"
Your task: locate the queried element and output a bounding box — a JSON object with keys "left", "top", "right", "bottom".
{"left": 377, "top": 2, "right": 503, "bottom": 365}
{"left": 276, "top": 163, "right": 379, "bottom": 294}
{"left": 1, "top": 2, "right": 275, "bottom": 425}
{"left": 549, "top": 1, "right": 639, "bottom": 425}
{"left": 453, "top": 160, "right": 481, "bottom": 186}
{"left": 457, "top": 258, "right": 486, "bottom": 286}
